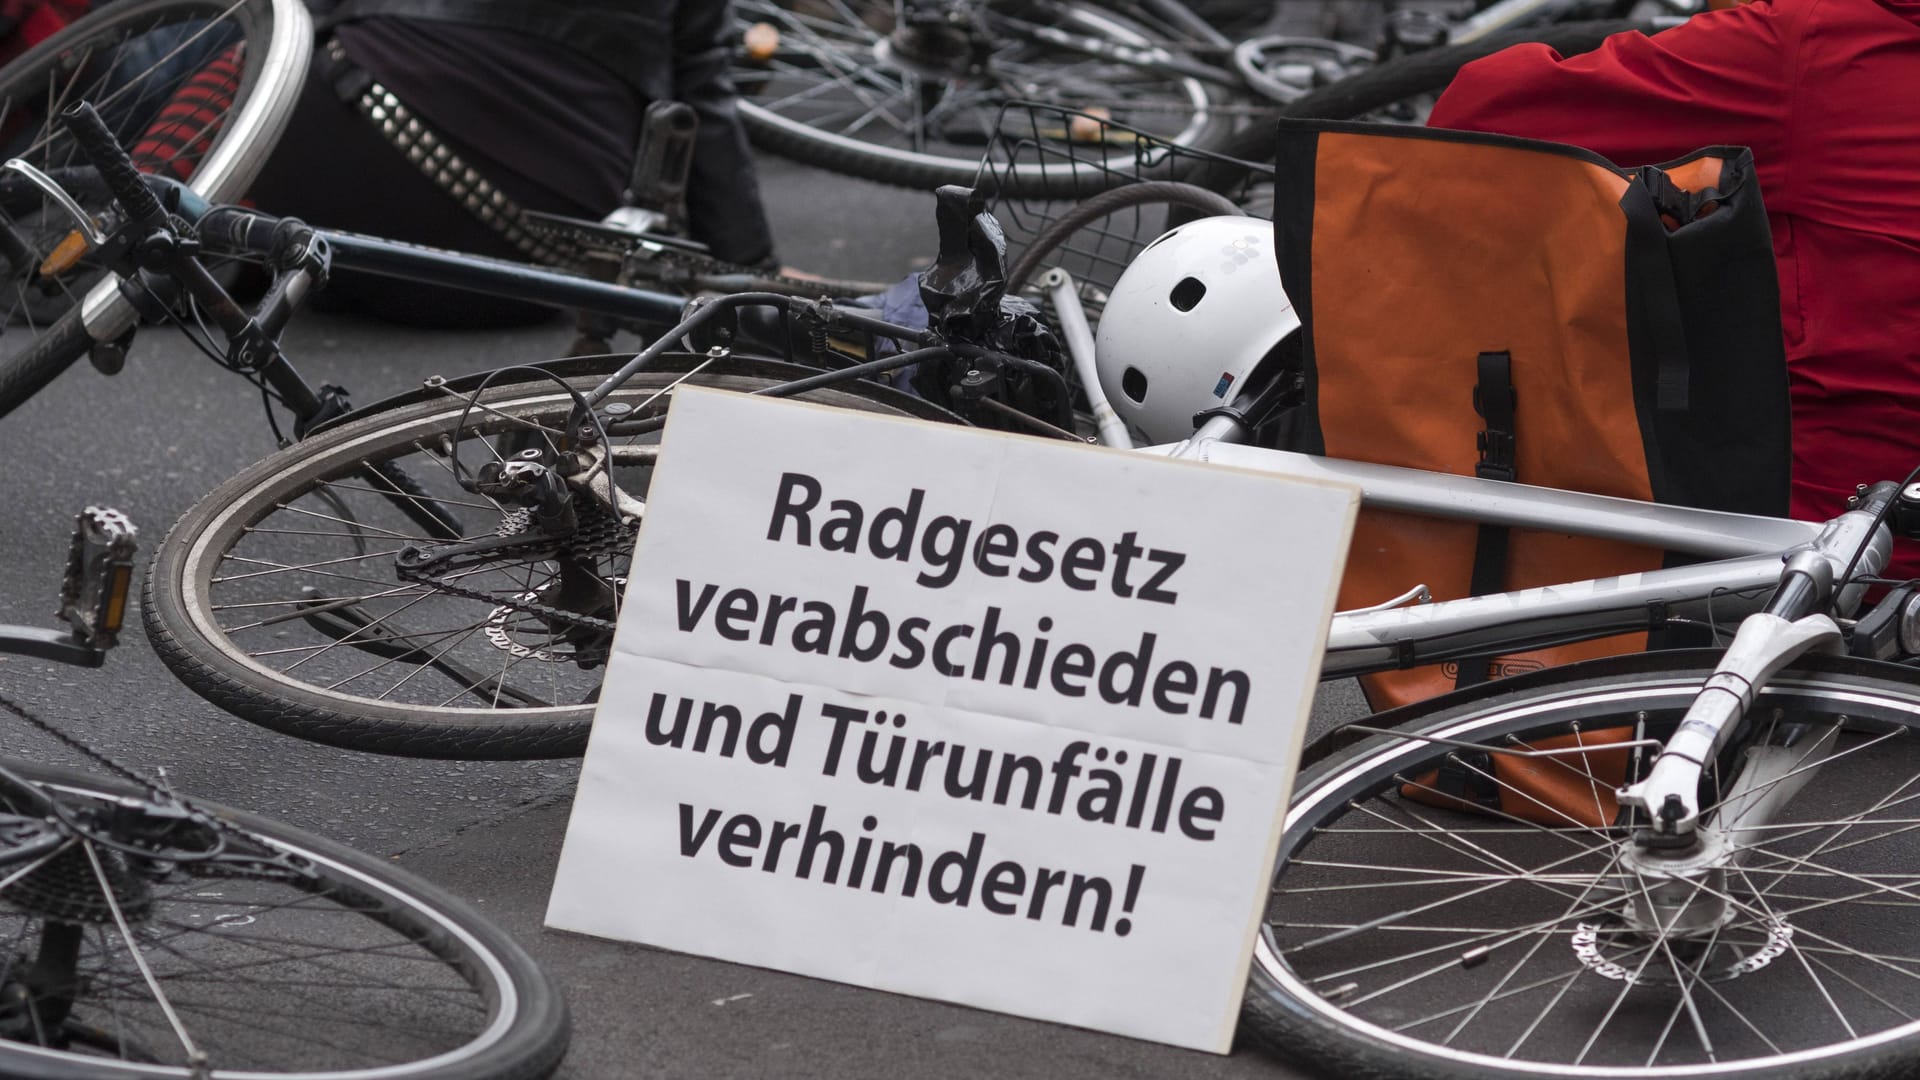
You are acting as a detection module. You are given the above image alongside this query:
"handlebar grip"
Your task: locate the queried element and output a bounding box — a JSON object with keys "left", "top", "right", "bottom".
{"left": 59, "top": 102, "right": 165, "bottom": 226}
{"left": 201, "top": 206, "right": 284, "bottom": 254}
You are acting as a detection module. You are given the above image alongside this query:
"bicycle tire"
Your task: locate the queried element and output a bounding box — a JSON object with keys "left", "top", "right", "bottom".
{"left": 1247, "top": 650, "right": 1920, "bottom": 1080}
{"left": 0, "top": 0, "right": 309, "bottom": 420}
{"left": 735, "top": 0, "right": 1232, "bottom": 197}
{"left": 1206, "top": 19, "right": 1653, "bottom": 171}
{"left": 0, "top": 755, "right": 568, "bottom": 1078}
{"left": 1005, "top": 178, "right": 1242, "bottom": 291}
{"left": 145, "top": 368, "right": 932, "bottom": 760}
{"left": 0, "top": 308, "right": 91, "bottom": 419}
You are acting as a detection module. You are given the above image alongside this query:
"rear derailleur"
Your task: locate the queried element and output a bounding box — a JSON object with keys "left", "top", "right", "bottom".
{"left": 391, "top": 438, "right": 641, "bottom": 669}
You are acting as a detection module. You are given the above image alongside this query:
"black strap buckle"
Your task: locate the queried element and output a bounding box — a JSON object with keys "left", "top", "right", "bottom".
{"left": 1475, "top": 430, "right": 1516, "bottom": 482}
{"left": 1472, "top": 351, "right": 1516, "bottom": 482}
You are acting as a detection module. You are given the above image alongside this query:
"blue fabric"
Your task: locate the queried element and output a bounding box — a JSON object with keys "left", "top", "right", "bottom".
{"left": 849, "top": 274, "right": 930, "bottom": 392}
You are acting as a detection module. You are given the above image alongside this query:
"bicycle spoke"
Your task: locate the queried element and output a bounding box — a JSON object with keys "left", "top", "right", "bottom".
{"left": 215, "top": 546, "right": 412, "bottom": 581}
{"left": 220, "top": 583, "right": 427, "bottom": 630}
{"left": 1729, "top": 860, "right": 1858, "bottom": 1039}
{"left": 270, "top": 501, "right": 419, "bottom": 540}
{"left": 357, "top": 622, "right": 488, "bottom": 698}
{"left": 1627, "top": 870, "right": 1718, "bottom": 1061}
{"left": 269, "top": 484, "right": 498, "bottom": 513}
{"left": 1342, "top": 896, "right": 1629, "bottom": 1011}
{"left": 281, "top": 587, "right": 440, "bottom": 673}
{"left": 83, "top": 841, "right": 202, "bottom": 1063}
{"left": 1443, "top": 845, "right": 1629, "bottom": 1046}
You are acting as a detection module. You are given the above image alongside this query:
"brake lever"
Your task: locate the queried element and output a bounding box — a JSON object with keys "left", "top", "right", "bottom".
{"left": 0, "top": 158, "right": 108, "bottom": 246}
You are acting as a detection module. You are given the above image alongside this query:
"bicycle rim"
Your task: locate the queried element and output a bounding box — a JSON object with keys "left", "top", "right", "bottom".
{"left": 1250, "top": 657, "right": 1920, "bottom": 1079}
{"left": 0, "top": 758, "right": 564, "bottom": 1078}
{"left": 734, "top": 0, "right": 1225, "bottom": 195}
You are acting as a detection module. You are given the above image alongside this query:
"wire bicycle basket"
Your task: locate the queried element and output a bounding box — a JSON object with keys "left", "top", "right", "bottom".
{"left": 974, "top": 101, "right": 1275, "bottom": 327}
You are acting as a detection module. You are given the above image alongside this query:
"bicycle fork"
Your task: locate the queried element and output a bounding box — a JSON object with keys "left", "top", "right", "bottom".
{"left": 1612, "top": 483, "right": 1898, "bottom": 936}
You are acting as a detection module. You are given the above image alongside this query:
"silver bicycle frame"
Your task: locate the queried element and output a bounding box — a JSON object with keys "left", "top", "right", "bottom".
{"left": 1152, "top": 422, "right": 1879, "bottom": 681}
{"left": 1154, "top": 419, "right": 1894, "bottom": 840}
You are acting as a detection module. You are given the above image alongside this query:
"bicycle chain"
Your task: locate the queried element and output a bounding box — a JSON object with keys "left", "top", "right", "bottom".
{"left": 395, "top": 506, "right": 636, "bottom": 635}
{"left": 0, "top": 687, "right": 316, "bottom": 896}
{"left": 0, "top": 690, "right": 152, "bottom": 788}
{"left": 624, "top": 243, "right": 881, "bottom": 299}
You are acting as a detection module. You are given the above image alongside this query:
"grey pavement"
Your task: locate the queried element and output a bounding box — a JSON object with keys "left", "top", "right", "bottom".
{"left": 0, "top": 155, "right": 1355, "bottom": 1078}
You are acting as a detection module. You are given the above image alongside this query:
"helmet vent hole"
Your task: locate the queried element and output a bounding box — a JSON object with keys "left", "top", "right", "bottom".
{"left": 1121, "top": 366, "right": 1149, "bottom": 404}
{"left": 1170, "top": 277, "right": 1206, "bottom": 312}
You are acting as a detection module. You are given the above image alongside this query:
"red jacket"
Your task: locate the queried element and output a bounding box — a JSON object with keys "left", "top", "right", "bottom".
{"left": 1429, "top": 0, "right": 1920, "bottom": 577}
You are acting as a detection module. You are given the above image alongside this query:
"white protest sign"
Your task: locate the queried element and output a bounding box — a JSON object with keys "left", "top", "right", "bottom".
{"left": 546, "top": 387, "right": 1358, "bottom": 1052}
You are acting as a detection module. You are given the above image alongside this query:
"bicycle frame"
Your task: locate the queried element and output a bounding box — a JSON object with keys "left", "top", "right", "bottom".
{"left": 1154, "top": 412, "right": 1911, "bottom": 863}
{"left": 1154, "top": 420, "right": 1866, "bottom": 682}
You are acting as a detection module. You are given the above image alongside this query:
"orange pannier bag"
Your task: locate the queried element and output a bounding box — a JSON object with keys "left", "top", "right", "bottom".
{"left": 1267, "top": 121, "right": 1791, "bottom": 826}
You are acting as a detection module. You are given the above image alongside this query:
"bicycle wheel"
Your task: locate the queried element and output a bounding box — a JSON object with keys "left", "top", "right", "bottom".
{"left": 0, "top": 0, "right": 310, "bottom": 419}
{"left": 733, "top": 0, "right": 1232, "bottom": 196}
{"left": 0, "top": 756, "right": 567, "bottom": 1078}
{"left": 1202, "top": 19, "right": 1651, "bottom": 173}
{"left": 1249, "top": 652, "right": 1920, "bottom": 1079}
{"left": 145, "top": 366, "right": 938, "bottom": 760}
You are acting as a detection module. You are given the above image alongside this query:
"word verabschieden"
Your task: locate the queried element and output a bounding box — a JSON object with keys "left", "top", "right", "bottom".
{"left": 668, "top": 473, "right": 1251, "bottom": 725}
{"left": 653, "top": 689, "right": 1213, "bottom": 935}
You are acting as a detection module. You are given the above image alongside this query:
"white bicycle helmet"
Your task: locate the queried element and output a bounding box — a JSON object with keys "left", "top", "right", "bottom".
{"left": 1094, "top": 216, "right": 1301, "bottom": 444}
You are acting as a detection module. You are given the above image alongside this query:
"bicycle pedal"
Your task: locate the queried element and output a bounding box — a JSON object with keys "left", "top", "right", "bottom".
{"left": 59, "top": 507, "right": 137, "bottom": 651}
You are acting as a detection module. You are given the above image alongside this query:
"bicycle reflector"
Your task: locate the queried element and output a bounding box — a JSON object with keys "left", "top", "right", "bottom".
{"left": 39, "top": 229, "right": 91, "bottom": 277}
{"left": 60, "top": 506, "right": 137, "bottom": 650}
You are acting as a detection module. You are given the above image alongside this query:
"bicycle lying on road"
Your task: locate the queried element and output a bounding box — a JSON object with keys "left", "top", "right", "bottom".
{"left": 0, "top": 507, "right": 569, "bottom": 1079}
{"left": 728, "top": 0, "right": 1695, "bottom": 190}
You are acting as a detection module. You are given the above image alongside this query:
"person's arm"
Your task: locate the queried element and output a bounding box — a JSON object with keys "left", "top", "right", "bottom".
{"left": 1428, "top": 1, "right": 1804, "bottom": 202}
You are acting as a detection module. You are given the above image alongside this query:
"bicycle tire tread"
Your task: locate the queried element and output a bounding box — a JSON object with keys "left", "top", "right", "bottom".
{"left": 143, "top": 602, "right": 589, "bottom": 758}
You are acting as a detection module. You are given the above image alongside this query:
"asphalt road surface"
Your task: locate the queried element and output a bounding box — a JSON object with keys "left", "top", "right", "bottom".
{"left": 0, "top": 156, "right": 1354, "bottom": 1079}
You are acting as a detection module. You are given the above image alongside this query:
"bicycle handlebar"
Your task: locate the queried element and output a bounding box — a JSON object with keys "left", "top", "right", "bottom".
{"left": 200, "top": 205, "right": 286, "bottom": 253}
{"left": 59, "top": 102, "right": 165, "bottom": 228}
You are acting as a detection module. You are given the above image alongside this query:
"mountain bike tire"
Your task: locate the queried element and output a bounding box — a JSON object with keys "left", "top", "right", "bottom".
{"left": 1247, "top": 650, "right": 1920, "bottom": 1080}
{"left": 0, "top": 0, "right": 309, "bottom": 420}
{"left": 0, "top": 755, "right": 569, "bottom": 1078}
{"left": 145, "top": 369, "right": 933, "bottom": 760}
{"left": 735, "top": 0, "right": 1234, "bottom": 197}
